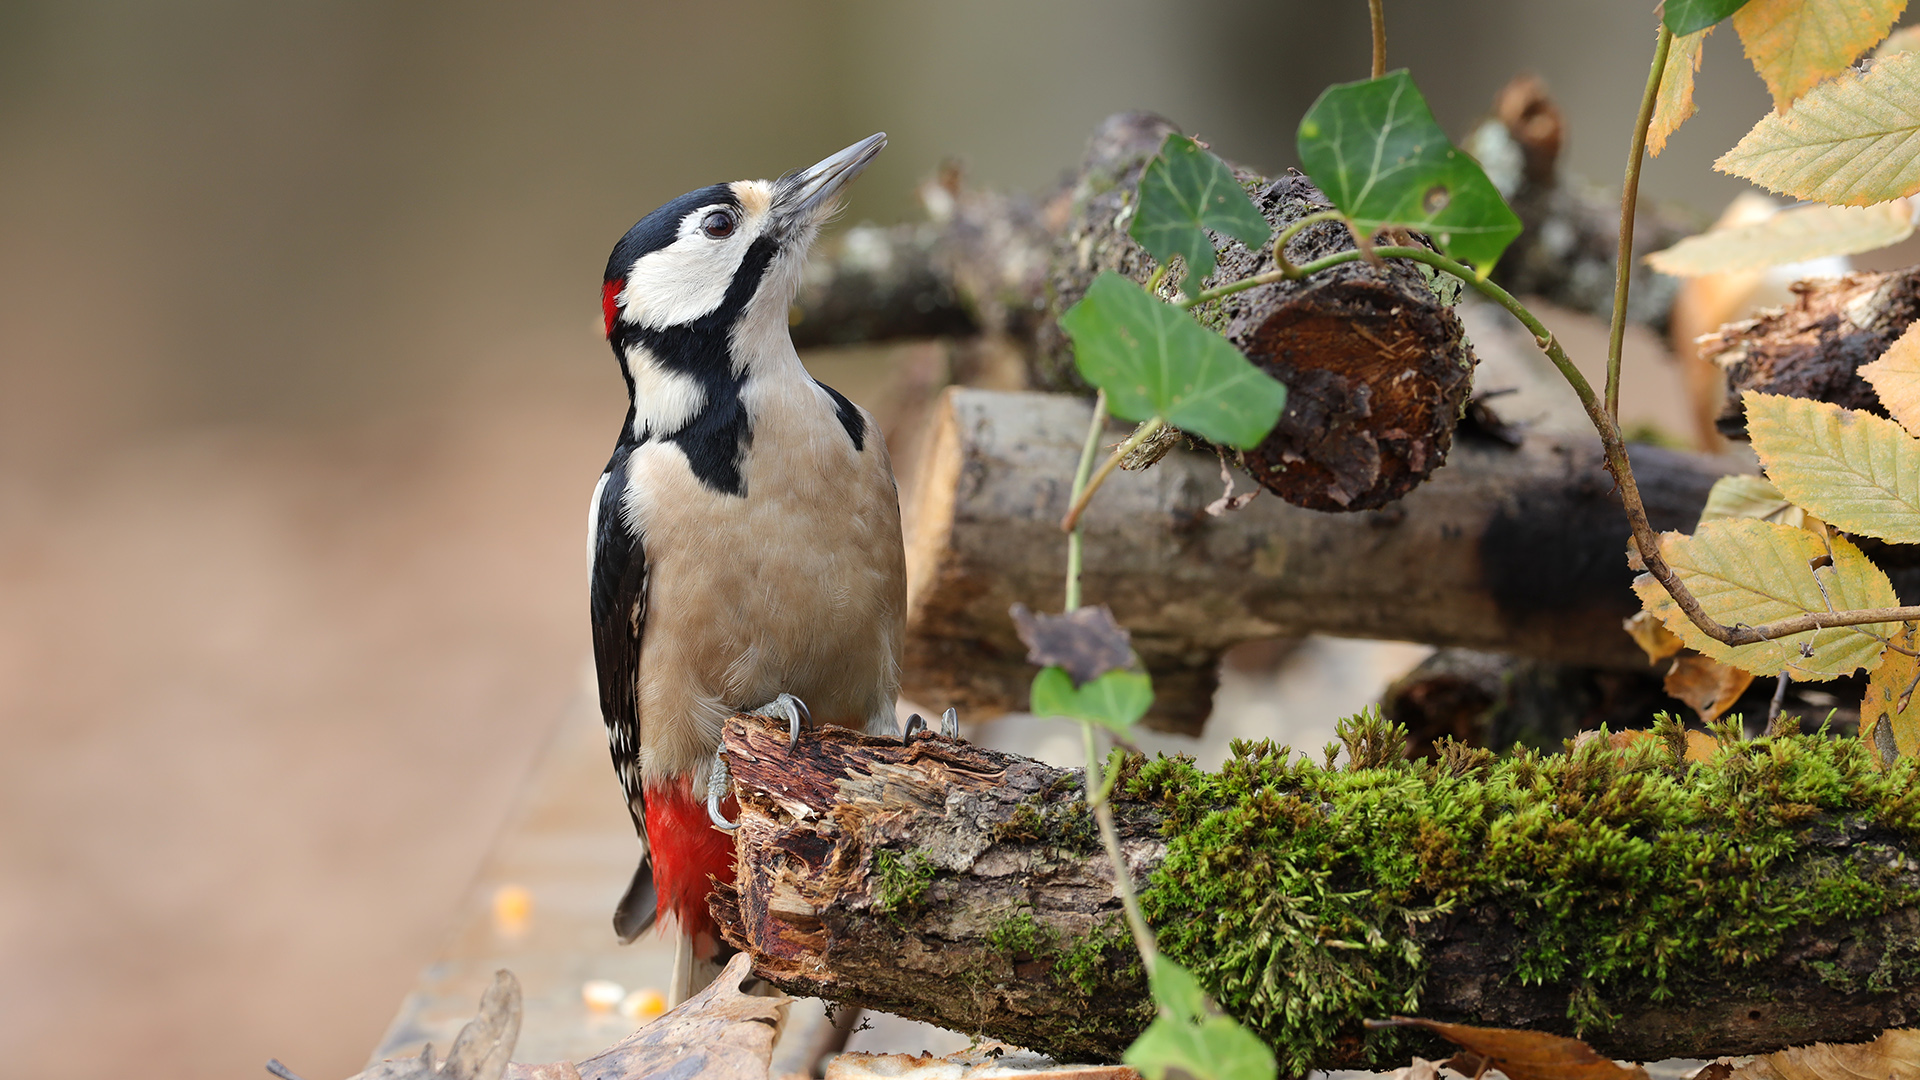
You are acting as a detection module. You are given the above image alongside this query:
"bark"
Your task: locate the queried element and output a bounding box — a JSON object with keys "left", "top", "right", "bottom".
{"left": 711, "top": 716, "right": 1920, "bottom": 1070}
{"left": 1702, "top": 267, "right": 1920, "bottom": 437}
{"left": 901, "top": 388, "right": 1735, "bottom": 734}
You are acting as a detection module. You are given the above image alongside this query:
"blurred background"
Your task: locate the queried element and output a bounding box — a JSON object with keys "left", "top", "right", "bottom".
{"left": 0, "top": 2, "right": 1778, "bottom": 1077}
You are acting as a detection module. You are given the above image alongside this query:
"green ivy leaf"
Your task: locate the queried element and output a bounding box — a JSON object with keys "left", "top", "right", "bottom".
{"left": 1130, "top": 134, "right": 1273, "bottom": 292}
{"left": 1665, "top": 0, "right": 1750, "bottom": 35}
{"left": 1296, "top": 71, "right": 1522, "bottom": 274}
{"left": 1030, "top": 665, "right": 1152, "bottom": 733}
{"left": 1058, "top": 272, "right": 1287, "bottom": 449}
{"left": 1124, "top": 958, "right": 1276, "bottom": 1080}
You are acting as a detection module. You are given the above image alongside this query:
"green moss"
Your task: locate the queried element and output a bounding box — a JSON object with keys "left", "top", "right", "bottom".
{"left": 988, "top": 910, "right": 1055, "bottom": 959}
{"left": 1122, "top": 718, "right": 1920, "bottom": 1075}
{"left": 872, "top": 849, "right": 935, "bottom": 915}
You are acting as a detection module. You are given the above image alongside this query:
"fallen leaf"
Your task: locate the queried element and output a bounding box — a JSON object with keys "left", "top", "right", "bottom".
{"left": 575, "top": 953, "right": 788, "bottom": 1080}
{"left": 1862, "top": 623, "right": 1920, "bottom": 768}
{"left": 1718, "top": 50, "right": 1920, "bottom": 206}
{"left": 1010, "top": 603, "right": 1134, "bottom": 686}
{"left": 1645, "top": 201, "right": 1913, "bottom": 276}
{"left": 1666, "top": 653, "right": 1758, "bottom": 722}
{"left": 1650, "top": 27, "right": 1713, "bottom": 156}
{"left": 1687, "top": 729, "right": 1722, "bottom": 762}
{"left": 1861, "top": 321, "right": 1920, "bottom": 437}
{"left": 1732, "top": 1028, "right": 1920, "bottom": 1080}
{"left": 1625, "top": 610, "right": 1686, "bottom": 663}
{"left": 1632, "top": 518, "right": 1896, "bottom": 679}
{"left": 1364, "top": 1018, "right": 1649, "bottom": 1080}
{"left": 1733, "top": 0, "right": 1907, "bottom": 111}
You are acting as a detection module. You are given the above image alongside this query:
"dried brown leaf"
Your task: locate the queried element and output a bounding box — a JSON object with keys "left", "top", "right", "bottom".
{"left": 1364, "top": 1018, "right": 1649, "bottom": 1080}
{"left": 1625, "top": 610, "right": 1686, "bottom": 664}
{"left": 1651, "top": 27, "right": 1712, "bottom": 156}
{"left": 1862, "top": 623, "right": 1920, "bottom": 767}
{"left": 1734, "top": 0, "right": 1908, "bottom": 111}
{"left": 575, "top": 953, "right": 788, "bottom": 1080}
{"left": 1733, "top": 1028, "right": 1920, "bottom": 1080}
{"left": 1009, "top": 603, "right": 1133, "bottom": 686}
{"left": 1666, "top": 653, "right": 1758, "bottom": 722}
{"left": 1687, "top": 729, "right": 1721, "bottom": 762}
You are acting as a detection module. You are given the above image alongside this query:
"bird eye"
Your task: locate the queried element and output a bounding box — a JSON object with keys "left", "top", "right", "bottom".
{"left": 701, "top": 211, "right": 735, "bottom": 239}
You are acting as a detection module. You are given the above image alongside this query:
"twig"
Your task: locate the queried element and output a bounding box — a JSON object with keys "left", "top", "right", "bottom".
{"left": 1063, "top": 390, "right": 1109, "bottom": 612}
{"left": 1369, "top": 0, "right": 1387, "bottom": 79}
{"left": 1606, "top": 22, "right": 1673, "bottom": 423}
{"left": 1768, "top": 671, "right": 1790, "bottom": 725}
{"left": 1082, "top": 725, "right": 1157, "bottom": 976}
{"left": 1060, "top": 417, "right": 1167, "bottom": 532}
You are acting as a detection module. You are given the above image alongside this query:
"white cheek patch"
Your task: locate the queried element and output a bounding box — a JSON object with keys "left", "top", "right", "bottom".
{"left": 625, "top": 344, "right": 707, "bottom": 438}
{"left": 619, "top": 205, "right": 768, "bottom": 329}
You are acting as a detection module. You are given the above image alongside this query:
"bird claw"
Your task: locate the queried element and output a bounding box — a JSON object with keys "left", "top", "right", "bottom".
{"left": 750, "top": 692, "right": 812, "bottom": 748}
{"left": 901, "top": 707, "right": 963, "bottom": 743}
{"left": 707, "top": 747, "right": 739, "bottom": 832}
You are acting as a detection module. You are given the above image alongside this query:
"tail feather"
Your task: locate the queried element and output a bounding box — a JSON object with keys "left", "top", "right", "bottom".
{"left": 613, "top": 855, "right": 658, "bottom": 944}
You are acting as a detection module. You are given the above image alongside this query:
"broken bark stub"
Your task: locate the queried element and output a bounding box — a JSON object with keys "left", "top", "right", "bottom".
{"left": 1039, "top": 112, "right": 1476, "bottom": 511}
{"left": 1704, "top": 268, "right": 1920, "bottom": 436}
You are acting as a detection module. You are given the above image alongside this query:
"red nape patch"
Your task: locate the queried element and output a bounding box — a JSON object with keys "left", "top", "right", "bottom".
{"left": 644, "top": 778, "right": 738, "bottom": 950}
{"left": 602, "top": 278, "right": 624, "bottom": 338}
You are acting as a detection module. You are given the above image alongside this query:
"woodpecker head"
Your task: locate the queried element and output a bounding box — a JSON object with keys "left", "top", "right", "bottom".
{"left": 601, "top": 133, "right": 885, "bottom": 357}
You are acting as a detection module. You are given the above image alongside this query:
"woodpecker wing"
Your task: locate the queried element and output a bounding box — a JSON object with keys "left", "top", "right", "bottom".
{"left": 590, "top": 442, "right": 658, "bottom": 941}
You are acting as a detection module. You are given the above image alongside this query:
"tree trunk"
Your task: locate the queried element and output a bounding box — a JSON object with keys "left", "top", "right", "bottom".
{"left": 901, "top": 388, "right": 1735, "bottom": 734}
{"left": 710, "top": 716, "right": 1920, "bottom": 1072}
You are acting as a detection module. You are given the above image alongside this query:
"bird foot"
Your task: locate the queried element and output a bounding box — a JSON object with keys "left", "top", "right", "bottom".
{"left": 901, "top": 706, "right": 961, "bottom": 742}
{"left": 751, "top": 692, "right": 813, "bottom": 747}
{"left": 706, "top": 744, "right": 739, "bottom": 832}
{"left": 709, "top": 693, "right": 815, "bottom": 831}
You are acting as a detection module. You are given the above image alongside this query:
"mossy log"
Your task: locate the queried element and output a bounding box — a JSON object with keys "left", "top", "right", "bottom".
{"left": 902, "top": 388, "right": 1736, "bottom": 733}
{"left": 711, "top": 714, "right": 1920, "bottom": 1072}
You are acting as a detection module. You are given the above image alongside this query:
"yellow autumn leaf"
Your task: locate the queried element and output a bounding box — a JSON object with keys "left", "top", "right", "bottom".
{"left": 1645, "top": 200, "right": 1913, "bottom": 275}
{"left": 1745, "top": 390, "right": 1920, "bottom": 541}
{"left": 1625, "top": 610, "right": 1686, "bottom": 663}
{"left": 1698, "top": 474, "right": 1806, "bottom": 528}
{"left": 1717, "top": 50, "right": 1920, "bottom": 206}
{"left": 1733, "top": 1028, "right": 1920, "bottom": 1080}
{"left": 1733, "top": 0, "right": 1908, "bottom": 111}
{"left": 1859, "top": 320, "right": 1920, "bottom": 436}
{"left": 1632, "top": 518, "right": 1895, "bottom": 680}
{"left": 1650, "top": 28, "right": 1712, "bottom": 157}
{"left": 1862, "top": 623, "right": 1920, "bottom": 768}
{"left": 1878, "top": 23, "right": 1920, "bottom": 56}
{"left": 1664, "top": 653, "right": 1757, "bottom": 722}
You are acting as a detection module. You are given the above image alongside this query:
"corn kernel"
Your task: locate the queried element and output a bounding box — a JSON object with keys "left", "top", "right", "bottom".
{"left": 581, "top": 979, "right": 626, "bottom": 1013}
{"left": 491, "top": 885, "right": 534, "bottom": 935}
{"left": 619, "top": 988, "right": 667, "bottom": 1022}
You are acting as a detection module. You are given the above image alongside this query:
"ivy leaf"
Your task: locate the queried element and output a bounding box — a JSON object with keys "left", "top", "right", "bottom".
{"left": 1717, "top": 50, "right": 1920, "bottom": 206}
{"left": 1058, "top": 272, "right": 1288, "bottom": 449}
{"left": 1698, "top": 473, "right": 1805, "bottom": 528}
{"left": 1130, "top": 134, "right": 1272, "bottom": 292}
{"left": 1733, "top": 0, "right": 1907, "bottom": 111}
{"left": 1644, "top": 200, "right": 1913, "bottom": 275}
{"left": 1124, "top": 959, "right": 1276, "bottom": 1080}
{"left": 1650, "top": 28, "right": 1713, "bottom": 157}
{"left": 1859, "top": 321, "right": 1920, "bottom": 436}
{"left": 1297, "top": 71, "right": 1522, "bottom": 273}
{"left": 1632, "top": 518, "right": 1895, "bottom": 680}
{"left": 1861, "top": 622, "right": 1920, "bottom": 768}
{"left": 1665, "top": 0, "right": 1751, "bottom": 35}
{"left": 1030, "top": 665, "right": 1152, "bottom": 733}
{"left": 1745, "top": 390, "right": 1920, "bottom": 543}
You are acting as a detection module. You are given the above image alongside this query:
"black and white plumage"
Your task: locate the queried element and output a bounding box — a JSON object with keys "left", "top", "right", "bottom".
{"left": 588, "top": 134, "right": 905, "bottom": 1002}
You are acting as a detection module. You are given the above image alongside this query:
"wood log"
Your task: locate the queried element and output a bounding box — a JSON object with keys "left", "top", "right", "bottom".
{"left": 901, "top": 388, "right": 1736, "bottom": 734}
{"left": 711, "top": 715, "right": 1920, "bottom": 1071}
{"left": 1702, "top": 267, "right": 1920, "bottom": 437}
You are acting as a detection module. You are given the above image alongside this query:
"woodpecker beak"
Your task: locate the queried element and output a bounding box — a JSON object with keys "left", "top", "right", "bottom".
{"left": 778, "top": 133, "right": 887, "bottom": 225}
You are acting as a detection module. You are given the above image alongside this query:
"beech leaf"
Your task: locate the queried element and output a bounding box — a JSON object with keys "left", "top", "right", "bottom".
{"left": 1733, "top": 0, "right": 1908, "bottom": 111}
{"left": 1665, "top": 653, "right": 1757, "bottom": 722}
{"left": 1699, "top": 474, "right": 1805, "bottom": 528}
{"left": 1625, "top": 610, "right": 1686, "bottom": 663}
{"left": 1745, "top": 390, "right": 1920, "bottom": 542}
{"left": 1650, "top": 28, "right": 1713, "bottom": 156}
{"left": 1859, "top": 320, "right": 1920, "bottom": 435}
{"left": 1718, "top": 50, "right": 1920, "bottom": 206}
{"left": 1732, "top": 1028, "right": 1920, "bottom": 1080}
{"left": 1862, "top": 623, "right": 1920, "bottom": 767}
{"left": 1645, "top": 200, "right": 1913, "bottom": 275}
{"left": 1363, "top": 1018, "right": 1648, "bottom": 1080}
{"left": 1632, "top": 518, "right": 1896, "bottom": 679}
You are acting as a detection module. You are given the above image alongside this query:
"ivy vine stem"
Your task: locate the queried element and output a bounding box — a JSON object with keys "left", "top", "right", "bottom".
{"left": 1368, "top": 0, "right": 1386, "bottom": 79}
{"left": 1296, "top": 244, "right": 1920, "bottom": 644}
{"left": 1064, "top": 389, "right": 1108, "bottom": 612}
{"left": 1607, "top": 22, "right": 1673, "bottom": 423}
{"left": 1061, "top": 417, "right": 1168, "bottom": 532}
{"left": 1082, "top": 724, "right": 1159, "bottom": 976}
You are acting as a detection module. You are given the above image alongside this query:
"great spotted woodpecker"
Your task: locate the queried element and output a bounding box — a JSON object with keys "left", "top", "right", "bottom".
{"left": 591, "top": 134, "right": 952, "bottom": 1003}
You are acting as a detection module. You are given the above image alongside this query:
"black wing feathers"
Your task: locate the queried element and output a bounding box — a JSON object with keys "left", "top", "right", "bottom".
{"left": 590, "top": 442, "right": 657, "bottom": 940}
